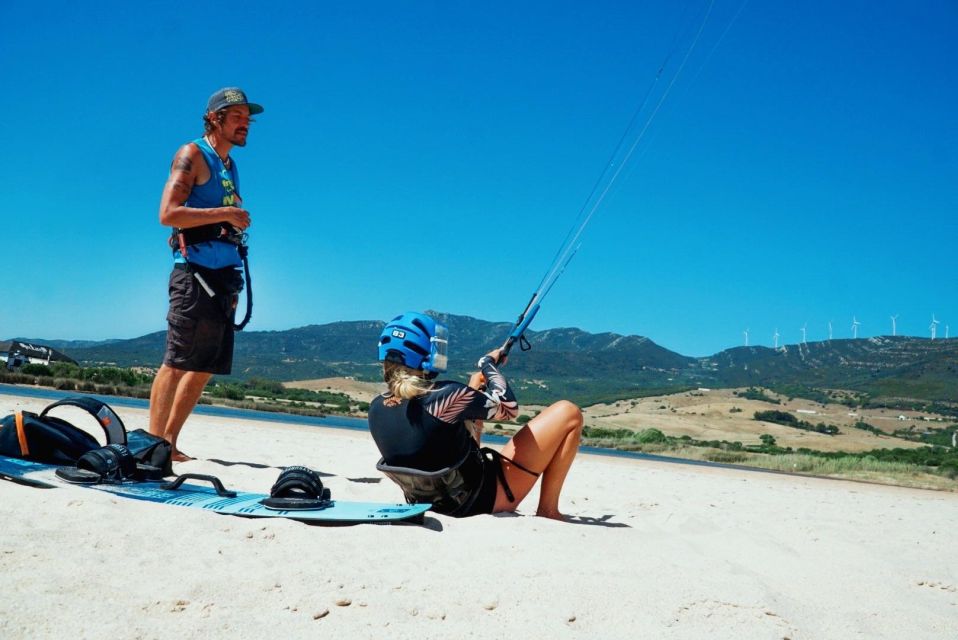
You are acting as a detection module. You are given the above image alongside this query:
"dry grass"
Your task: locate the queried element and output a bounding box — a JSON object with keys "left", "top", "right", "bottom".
{"left": 578, "top": 387, "right": 941, "bottom": 453}
{"left": 284, "top": 377, "right": 385, "bottom": 403}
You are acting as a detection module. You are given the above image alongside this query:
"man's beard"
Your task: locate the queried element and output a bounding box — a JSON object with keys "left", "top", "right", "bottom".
{"left": 230, "top": 130, "right": 248, "bottom": 146}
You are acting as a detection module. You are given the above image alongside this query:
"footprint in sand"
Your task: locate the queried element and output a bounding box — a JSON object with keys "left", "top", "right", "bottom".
{"left": 917, "top": 580, "right": 957, "bottom": 593}
{"left": 668, "top": 599, "right": 797, "bottom": 637}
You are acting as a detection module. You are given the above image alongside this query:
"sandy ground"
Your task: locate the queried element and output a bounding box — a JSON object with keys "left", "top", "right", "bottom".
{"left": 1, "top": 392, "right": 957, "bottom": 639}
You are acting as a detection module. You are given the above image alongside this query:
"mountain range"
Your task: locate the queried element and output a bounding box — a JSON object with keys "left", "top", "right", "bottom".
{"left": 15, "top": 312, "right": 958, "bottom": 406}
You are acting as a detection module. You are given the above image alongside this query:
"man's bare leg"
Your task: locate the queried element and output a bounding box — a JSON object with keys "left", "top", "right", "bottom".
{"left": 149, "top": 365, "right": 185, "bottom": 438}
{"left": 149, "top": 366, "right": 212, "bottom": 461}
{"left": 163, "top": 371, "right": 212, "bottom": 461}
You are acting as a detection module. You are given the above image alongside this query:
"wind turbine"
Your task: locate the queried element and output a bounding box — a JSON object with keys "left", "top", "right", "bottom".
{"left": 743, "top": 328, "right": 749, "bottom": 347}
{"left": 773, "top": 328, "right": 780, "bottom": 349}
{"left": 930, "top": 315, "right": 940, "bottom": 340}
{"left": 852, "top": 316, "right": 861, "bottom": 339}
{"left": 890, "top": 314, "right": 899, "bottom": 336}
{"left": 800, "top": 323, "right": 807, "bottom": 345}
{"left": 828, "top": 321, "right": 833, "bottom": 341}
{"left": 946, "top": 325, "right": 950, "bottom": 339}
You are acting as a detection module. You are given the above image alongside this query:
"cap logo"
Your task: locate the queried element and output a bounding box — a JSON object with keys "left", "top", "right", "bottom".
{"left": 224, "top": 89, "right": 245, "bottom": 104}
{"left": 391, "top": 329, "right": 406, "bottom": 339}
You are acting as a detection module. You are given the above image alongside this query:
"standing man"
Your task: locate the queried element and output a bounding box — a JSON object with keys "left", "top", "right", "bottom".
{"left": 149, "top": 87, "right": 263, "bottom": 461}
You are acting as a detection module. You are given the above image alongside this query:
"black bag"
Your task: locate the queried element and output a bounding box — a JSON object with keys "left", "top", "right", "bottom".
{"left": 0, "top": 397, "right": 171, "bottom": 476}
{"left": 126, "top": 428, "right": 173, "bottom": 478}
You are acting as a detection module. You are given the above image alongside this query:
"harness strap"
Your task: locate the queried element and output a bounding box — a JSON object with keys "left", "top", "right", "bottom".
{"left": 488, "top": 450, "right": 514, "bottom": 502}
{"left": 173, "top": 242, "right": 253, "bottom": 332}
{"left": 40, "top": 397, "right": 127, "bottom": 445}
{"left": 480, "top": 447, "right": 540, "bottom": 504}
{"left": 233, "top": 245, "right": 253, "bottom": 331}
{"left": 14, "top": 411, "right": 29, "bottom": 456}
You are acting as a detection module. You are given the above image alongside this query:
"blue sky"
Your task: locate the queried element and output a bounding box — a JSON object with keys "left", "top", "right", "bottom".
{"left": 2, "top": 1, "right": 955, "bottom": 357}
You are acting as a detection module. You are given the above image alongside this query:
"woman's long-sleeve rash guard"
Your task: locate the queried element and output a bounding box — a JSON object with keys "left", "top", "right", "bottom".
{"left": 368, "top": 355, "right": 519, "bottom": 471}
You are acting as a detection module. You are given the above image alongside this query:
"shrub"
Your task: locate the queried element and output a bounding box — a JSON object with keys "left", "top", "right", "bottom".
{"left": 939, "top": 462, "right": 958, "bottom": 480}
{"left": 737, "top": 387, "right": 780, "bottom": 404}
{"left": 853, "top": 420, "right": 882, "bottom": 435}
{"left": 21, "top": 364, "right": 53, "bottom": 376}
{"left": 706, "top": 451, "right": 749, "bottom": 464}
{"left": 637, "top": 428, "right": 666, "bottom": 443}
{"left": 754, "top": 410, "right": 798, "bottom": 426}
{"left": 49, "top": 362, "right": 82, "bottom": 378}
{"left": 213, "top": 384, "right": 246, "bottom": 401}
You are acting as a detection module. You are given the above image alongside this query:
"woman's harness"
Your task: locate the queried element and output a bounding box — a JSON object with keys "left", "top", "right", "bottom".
{"left": 376, "top": 444, "right": 539, "bottom": 516}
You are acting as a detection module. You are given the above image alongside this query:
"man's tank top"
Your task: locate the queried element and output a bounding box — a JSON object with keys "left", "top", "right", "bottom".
{"left": 173, "top": 137, "right": 243, "bottom": 268}
{"left": 186, "top": 137, "right": 241, "bottom": 209}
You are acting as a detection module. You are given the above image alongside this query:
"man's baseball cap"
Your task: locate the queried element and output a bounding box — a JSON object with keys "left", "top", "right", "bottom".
{"left": 206, "top": 87, "right": 264, "bottom": 115}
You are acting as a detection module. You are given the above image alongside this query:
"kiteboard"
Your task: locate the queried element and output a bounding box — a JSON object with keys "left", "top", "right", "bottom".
{"left": 0, "top": 455, "right": 429, "bottom": 524}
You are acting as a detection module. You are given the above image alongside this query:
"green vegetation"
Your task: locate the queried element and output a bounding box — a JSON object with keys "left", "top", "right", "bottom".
{"left": 734, "top": 387, "right": 779, "bottom": 404}
{"left": 769, "top": 385, "right": 832, "bottom": 405}
{"left": 852, "top": 420, "right": 882, "bottom": 435}
{"left": 918, "top": 426, "right": 958, "bottom": 447}
{"left": 892, "top": 425, "right": 958, "bottom": 447}
{"left": 20, "top": 362, "right": 152, "bottom": 386}
{"left": 0, "top": 367, "right": 366, "bottom": 416}
{"left": 583, "top": 426, "right": 667, "bottom": 444}
{"left": 207, "top": 377, "right": 359, "bottom": 414}
{"left": 0, "top": 365, "right": 154, "bottom": 398}
{"left": 753, "top": 410, "right": 840, "bottom": 435}
{"left": 579, "top": 424, "right": 958, "bottom": 487}
{"left": 863, "top": 398, "right": 958, "bottom": 419}
{"left": 736, "top": 452, "right": 934, "bottom": 480}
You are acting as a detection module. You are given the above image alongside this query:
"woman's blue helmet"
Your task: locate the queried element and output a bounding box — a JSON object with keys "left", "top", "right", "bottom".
{"left": 378, "top": 312, "right": 449, "bottom": 374}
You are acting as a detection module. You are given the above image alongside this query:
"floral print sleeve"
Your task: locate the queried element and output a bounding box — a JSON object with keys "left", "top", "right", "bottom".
{"left": 424, "top": 355, "right": 519, "bottom": 423}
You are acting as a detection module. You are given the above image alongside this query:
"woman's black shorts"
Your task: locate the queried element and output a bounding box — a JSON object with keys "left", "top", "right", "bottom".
{"left": 458, "top": 449, "right": 503, "bottom": 517}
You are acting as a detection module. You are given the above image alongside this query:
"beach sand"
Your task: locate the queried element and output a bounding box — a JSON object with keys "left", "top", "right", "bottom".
{"left": 1, "top": 393, "right": 956, "bottom": 639}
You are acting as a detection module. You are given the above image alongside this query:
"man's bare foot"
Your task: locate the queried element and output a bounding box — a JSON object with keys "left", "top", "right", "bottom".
{"left": 536, "top": 509, "right": 568, "bottom": 521}
{"left": 171, "top": 450, "right": 194, "bottom": 462}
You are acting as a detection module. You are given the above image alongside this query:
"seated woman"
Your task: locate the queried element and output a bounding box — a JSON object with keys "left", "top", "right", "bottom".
{"left": 369, "top": 312, "right": 583, "bottom": 520}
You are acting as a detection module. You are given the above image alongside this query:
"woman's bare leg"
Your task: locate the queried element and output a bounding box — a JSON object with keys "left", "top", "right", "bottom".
{"left": 493, "top": 400, "right": 583, "bottom": 519}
